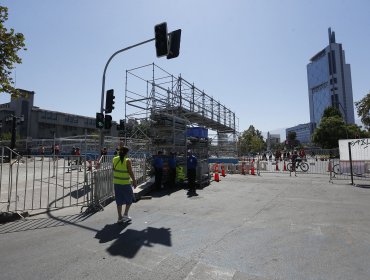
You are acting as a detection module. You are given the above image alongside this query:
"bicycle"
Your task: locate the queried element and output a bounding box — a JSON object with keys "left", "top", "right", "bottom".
{"left": 287, "top": 159, "right": 309, "bottom": 172}
{"left": 333, "top": 163, "right": 364, "bottom": 176}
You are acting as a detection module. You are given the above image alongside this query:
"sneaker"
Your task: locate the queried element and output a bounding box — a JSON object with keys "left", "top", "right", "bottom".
{"left": 122, "top": 215, "right": 132, "bottom": 222}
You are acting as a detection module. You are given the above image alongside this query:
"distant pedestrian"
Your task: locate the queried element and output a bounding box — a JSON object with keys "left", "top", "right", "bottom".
{"left": 40, "top": 145, "right": 45, "bottom": 161}
{"left": 68, "top": 146, "right": 76, "bottom": 167}
{"left": 113, "top": 146, "right": 137, "bottom": 223}
{"left": 55, "top": 144, "right": 60, "bottom": 156}
{"left": 153, "top": 151, "right": 163, "bottom": 190}
{"left": 75, "top": 147, "right": 82, "bottom": 170}
{"left": 299, "top": 148, "right": 306, "bottom": 159}
{"left": 100, "top": 147, "right": 108, "bottom": 167}
{"left": 167, "top": 152, "right": 177, "bottom": 189}
{"left": 100, "top": 146, "right": 108, "bottom": 159}
{"left": 187, "top": 150, "right": 198, "bottom": 196}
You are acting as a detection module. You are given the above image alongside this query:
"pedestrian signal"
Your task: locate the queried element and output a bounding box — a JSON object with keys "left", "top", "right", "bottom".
{"left": 96, "top": 113, "right": 104, "bottom": 129}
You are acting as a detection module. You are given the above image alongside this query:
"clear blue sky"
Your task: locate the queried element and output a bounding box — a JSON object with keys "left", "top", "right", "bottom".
{"left": 1, "top": 0, "right": 370, "bottom": 139}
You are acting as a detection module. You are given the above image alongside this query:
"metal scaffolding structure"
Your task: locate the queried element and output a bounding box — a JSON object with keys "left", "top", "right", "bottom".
{"left": 124, "top": 63, "right": 239, "bottom": 157}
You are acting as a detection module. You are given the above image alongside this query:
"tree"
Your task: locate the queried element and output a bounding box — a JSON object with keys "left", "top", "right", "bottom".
{"left": 322, "top": 106, "right": 342, "bottom": 119}
{"left": 312, "top": 115, "right": 347, "bottom": 148}
{"left": 355, "top": 91, "right": 370, "bottom": 130}
{"left": 0, "top": 6, "right": 26, "bottom": 96}
{"left": 312, "top": 106, "right": 368, "bottom": 148}
{"left": 238, "top": 125, "right": 266, "bottom": 155}
{"left": 285, "top": 131, "right": 300, "bottom": 149}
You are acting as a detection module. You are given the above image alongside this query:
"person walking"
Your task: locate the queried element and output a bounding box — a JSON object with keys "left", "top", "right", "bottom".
{"left": 153, "top": 151, "right": 163, "bottom": 191}
{"left": 187, "top": 150, "right": 198, "bottom": 196}
{"left": 112, "top": 146, "right": 137, "bottom": 223}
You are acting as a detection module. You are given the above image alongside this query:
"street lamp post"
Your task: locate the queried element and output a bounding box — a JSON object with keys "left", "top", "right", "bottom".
{"left": 99, "top": 38, "right": 155, "bottom": 150}
{"left": 98, "top": 23, "right": 181, "bottom": 153}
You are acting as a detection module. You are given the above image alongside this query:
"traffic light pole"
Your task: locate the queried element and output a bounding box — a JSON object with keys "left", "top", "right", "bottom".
{"left": 99, "top": 38, "right": 155, "bottom": 151}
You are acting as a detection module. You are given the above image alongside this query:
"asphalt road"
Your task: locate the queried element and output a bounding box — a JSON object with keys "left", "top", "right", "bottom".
{"left": 1, "top": 173, "right": 370, "bottom": 280}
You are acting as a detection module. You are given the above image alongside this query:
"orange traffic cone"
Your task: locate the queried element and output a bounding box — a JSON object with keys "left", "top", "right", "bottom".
{"left": 283, "top": 161, "right": 287, "bottom": 171}
{"left": 250, "top": 165, "right": 255, "bottom": 175}
{"left": 276, "top": 162, "right": 279, "bottom": 171}
{"left": 214, "top": 171, "right": 220, "bottom": 182}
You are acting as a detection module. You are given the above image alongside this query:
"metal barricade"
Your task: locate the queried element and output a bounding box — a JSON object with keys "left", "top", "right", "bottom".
{"left": 0, "top": 147, "right": 92, "bottom": 214}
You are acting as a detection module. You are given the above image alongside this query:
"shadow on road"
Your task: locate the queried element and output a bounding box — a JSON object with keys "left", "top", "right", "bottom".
{"left": 0, "top": 212, "right": 94, "bottom": 234}
{"left": 95, "top": 225, "right": 172, "bottom": 258}
{"left": 148, "top": 185, "right": 185, "bottom": 198}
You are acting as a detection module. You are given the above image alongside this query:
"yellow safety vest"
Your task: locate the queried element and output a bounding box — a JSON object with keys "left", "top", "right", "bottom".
{"left": 176, "top": 166, "right": 186, "bottom": 181}
{"left": 112, "top": 156, "right": 130, "bottom": 185}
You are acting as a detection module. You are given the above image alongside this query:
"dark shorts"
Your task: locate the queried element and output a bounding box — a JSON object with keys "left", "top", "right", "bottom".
{"left": 114, "top": 184, "right": 134, "bottom": 206}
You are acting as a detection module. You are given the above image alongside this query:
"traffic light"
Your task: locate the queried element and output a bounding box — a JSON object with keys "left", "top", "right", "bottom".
{"left": 116, "top": 119, "right": 125, "bottom": 131}
{"left": 96, "top": 113, "right": 104, "bottom": 129}
{"left": 105, "top": 89, "right": 115, "bottom": 113}
{"left": 104, "top": 114, "right": 112, "bottom": 129}
{"left": 167, "top": 29, "right": 181, "bottom": 59}
{"left": 120, "top": 119, "right": 125, "bottom": 130}
{"left": 154, "top": 22, "right": 168, "bottom": 57}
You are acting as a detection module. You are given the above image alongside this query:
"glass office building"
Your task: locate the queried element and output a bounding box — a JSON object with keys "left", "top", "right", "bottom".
{"left": 307, "top": 28, "right": 355, "bottom": 126}
{"left": 286, "top": 123, "right": 315, "bottom": 144}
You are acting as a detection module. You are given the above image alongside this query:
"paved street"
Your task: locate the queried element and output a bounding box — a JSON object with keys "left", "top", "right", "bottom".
{"left": 1, "top": 173, "right": 370, "bottom": 280}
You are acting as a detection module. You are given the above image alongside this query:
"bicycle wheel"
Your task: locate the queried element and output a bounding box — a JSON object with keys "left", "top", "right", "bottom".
{"left": 286, "top": 163, "right": 293, "bottom": 172}
{"left": 352, "top": 166, "right": 363, "bottom": 177}
{"left": 333, "top": 164, "right": 340, "bottom": 175}
{"left": 299, "top": 162, "right": 309, "bottom": 172}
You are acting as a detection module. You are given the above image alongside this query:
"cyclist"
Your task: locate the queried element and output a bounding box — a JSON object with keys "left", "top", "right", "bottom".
{"left": 290, "top": 150, "right": 299, "bottom": 176}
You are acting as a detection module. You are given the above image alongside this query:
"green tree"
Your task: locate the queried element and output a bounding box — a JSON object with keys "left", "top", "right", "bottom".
{"left": 312, "top": 106, "right": 368, "bottom": 148}
{"left": 322, "top": 106, "right": 342, "bottom": 118}
{"left": 238, "top": 125, "right": 266, "bottom": 155}
{"left": 355, "top": 91, "right": 370, "bottom": 130}
{"left": 312, "top": 115, "right": 347, "bottom": 148}
{"left": 0, "top": 6, "right": 26, "bottom": 96}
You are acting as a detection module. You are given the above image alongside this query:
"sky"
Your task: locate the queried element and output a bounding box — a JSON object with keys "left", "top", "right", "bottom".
{"left": 1, "top": 0, "right": 370, "bottom": 140}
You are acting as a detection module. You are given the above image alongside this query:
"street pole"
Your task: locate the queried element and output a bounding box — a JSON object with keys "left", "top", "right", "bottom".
{"left": 10, "top": 115, "right": 16, "bottom": 150}
{"left": 99, "top": 38, "right": 155, "bottom": 152}
{"left": 52, "top": 132, "right": 56, "bottom": 177}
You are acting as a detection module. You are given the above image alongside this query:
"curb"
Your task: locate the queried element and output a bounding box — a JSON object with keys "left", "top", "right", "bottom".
{"left": 134, "top": 178, "right": 155, "bottom": 201}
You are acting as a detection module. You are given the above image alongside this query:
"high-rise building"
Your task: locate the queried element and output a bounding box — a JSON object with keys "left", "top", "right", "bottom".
{"left": 307, "top": 28, "right": 355, "bottom": 126}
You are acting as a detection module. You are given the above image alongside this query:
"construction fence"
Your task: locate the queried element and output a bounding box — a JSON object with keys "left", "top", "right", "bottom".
{"left": 3, "top": 137, "right": 370, "bottom": 216}
{"left": 209, "top": 153, "right": 370, "bottom": 186}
